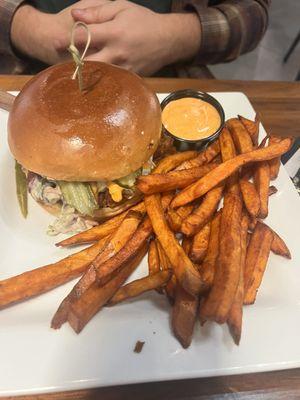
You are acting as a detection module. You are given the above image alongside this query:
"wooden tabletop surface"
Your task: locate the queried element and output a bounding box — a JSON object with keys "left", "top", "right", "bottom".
{"left": 1, "top": 75, "right": 300, "bottom": 400}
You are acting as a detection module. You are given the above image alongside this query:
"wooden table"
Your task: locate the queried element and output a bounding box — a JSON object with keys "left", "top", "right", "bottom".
{"left": 1, "top": 75, "right": 300, "bottom": 400}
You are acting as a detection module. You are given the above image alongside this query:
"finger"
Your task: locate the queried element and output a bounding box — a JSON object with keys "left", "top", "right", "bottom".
{"left": 57, "top": 23, "right": 112, "bottom": 51}
{"left": 85, "top": 48, "right": 115, "bottom": 64}
{"left": 72, "top": 2, "right": 128, "bottom": 24}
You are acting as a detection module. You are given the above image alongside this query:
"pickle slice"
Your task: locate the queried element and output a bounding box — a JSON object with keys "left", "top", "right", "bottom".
{"left": 15, "top": 161, "right": 28, "bottom": 218}
{"left": 58, "top": 181, "right": 98, "bottom": 216}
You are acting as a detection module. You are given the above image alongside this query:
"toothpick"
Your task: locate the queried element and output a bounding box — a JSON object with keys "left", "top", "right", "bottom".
{"left": 68, "top": 22, "right": 91, "bottom": 92}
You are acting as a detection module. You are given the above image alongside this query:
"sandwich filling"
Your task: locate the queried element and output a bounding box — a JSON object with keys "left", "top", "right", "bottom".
{"left": 18, "top": 161, "right": 153, "bottom": 235}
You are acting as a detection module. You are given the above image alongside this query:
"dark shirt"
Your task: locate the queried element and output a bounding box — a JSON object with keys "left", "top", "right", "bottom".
{"left": 34, "top": 0, "right": 172, "bottom": 13}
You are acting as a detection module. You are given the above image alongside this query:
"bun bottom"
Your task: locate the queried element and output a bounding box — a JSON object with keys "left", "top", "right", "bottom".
{"left": 37, "top": 201, "right": 62, "bottom": 217}
{"left": 36, "top": 193, "right": 142, "bottom": 222}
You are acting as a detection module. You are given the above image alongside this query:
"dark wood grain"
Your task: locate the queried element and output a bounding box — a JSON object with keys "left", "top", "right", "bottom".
{"left": 1, "top": 74, "right": 300, "bottom": 400}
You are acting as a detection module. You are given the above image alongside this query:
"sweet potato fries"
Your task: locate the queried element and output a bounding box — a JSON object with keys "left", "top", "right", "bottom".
{"left": 0, "top": 114, "right": 292, "bottom": 349}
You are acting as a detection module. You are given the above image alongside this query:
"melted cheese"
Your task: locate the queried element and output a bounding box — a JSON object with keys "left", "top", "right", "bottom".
{"left": 108, "top": 183, "right": 123, "bottom": 202}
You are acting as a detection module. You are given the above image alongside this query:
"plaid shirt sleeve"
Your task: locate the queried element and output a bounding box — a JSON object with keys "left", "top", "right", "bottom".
{"left": 0, "top": 0, "right": 24, "bottom": 55}
{"left": 0, "top": 0, "right": 27, "bottom": 73}
{"left": 174, "top": 0, "right": 271, "bottom": 64}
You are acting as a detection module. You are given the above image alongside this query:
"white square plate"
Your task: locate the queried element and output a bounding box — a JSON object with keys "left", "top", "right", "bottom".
{"left": 0, "top": 92, "right": 299, "bottom": 396}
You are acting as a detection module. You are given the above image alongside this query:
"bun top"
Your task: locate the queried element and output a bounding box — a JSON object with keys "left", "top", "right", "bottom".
{"left": 8, "top": 62, "right": 161, "bottom": 181}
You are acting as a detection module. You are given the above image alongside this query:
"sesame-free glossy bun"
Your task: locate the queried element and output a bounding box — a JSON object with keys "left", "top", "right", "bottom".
{"left": 8, "top": 62, "right": 161, "bottom": 181}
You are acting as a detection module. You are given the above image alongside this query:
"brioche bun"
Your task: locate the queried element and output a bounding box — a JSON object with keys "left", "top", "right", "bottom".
{"left": 8, "top": 61, "right": 161, "bottom": 182}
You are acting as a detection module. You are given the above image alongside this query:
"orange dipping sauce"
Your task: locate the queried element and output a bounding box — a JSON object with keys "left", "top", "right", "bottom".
{"left": 162, "top": 97, "right": 221, "bottom": 141}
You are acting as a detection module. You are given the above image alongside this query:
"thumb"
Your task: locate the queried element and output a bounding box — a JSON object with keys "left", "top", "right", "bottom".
{"left": 72, "top": 2, "right": 127, "bottom": 24}
{"left": 71, "top": 7, "right": 101, "bottom": 24}
{"left": 85, "top": 48, "right": 114, "bottom": 64}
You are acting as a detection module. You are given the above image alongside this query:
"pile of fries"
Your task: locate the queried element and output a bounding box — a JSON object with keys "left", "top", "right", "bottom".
{"left": 0, "top": 115, "right": 292, "bottom": 348}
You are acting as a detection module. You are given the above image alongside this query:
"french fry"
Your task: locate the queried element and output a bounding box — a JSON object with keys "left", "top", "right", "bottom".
{"left": 244, "top": 222, "right": 273, "bottom": 304}
{"left": 55, "top": 214, "right": 124, "bottom": 247}
{"left": 172, "top": 284, "right": 199, "bottom": 348}
{"left": 93, "top": 211, "right": 143, "bottom": 261}
{"left": 238, "top": 114, "right": 260, "bottom": 146}
{"left": 218, "top": 126, "right": 239, "bottom": 196}
{"left": 258, "top": 135, "right": 270, "bottom": 149}
{"left": 200, "top": 193, "right": 242, "bottom": 324}
{"left": 261, "top": 223, "right": 291, "bottom": 259}
{"left": 68, "top": 243, "right": 148, "bottom": 333}
{"left": 175, "top": 140, "right": 220, "bottom": 171}
{"left": 178, "top": 130, "right": 225, "bottom": 239}
{"left": 268, "top": 136, "right": 282, "bottom": 180}
{"left": 95, "top": 218, "right": 153, "bottom": 286}
{"left": 148, "top": 240, "right": 160, "bottom": 275}
{"left": 176, "top": 205, "right": 194, "bottom": 231}
{"left": 190, "top": 222, "right": 211, "bottom": 264}
{"left": 108, "top": 270, "right": 172, "bottom": 306}
{"left": 66, "top": 192, "right": 173, "bottom": 332}
{"left": 181, "top": 184, "right": 223, "bottom": 236}
{"left": 137, "top": 163, "right": 218, "bottom": 195}
{"left": 254, "top": 161, "right": 270, "bottom": 219}
{"left": 145, "top": 194, "right": 204, "bottom": 297}
{"left": 268, "top": 185, "right": 278, "bottom": 196}
{"left": 167, "top": 205, "right": 194, "bottom": 233}
{"left": 227, "top": 213, "right": 249, "bottom": 345}
{"left": 271, "top": 229, "right": 291, "bottom": 259}
{"left": 227, "top": 118, "right": 253, "bottom": 154}
{"left": 248, "top": 217, "right": 257, "bottom": 232}
{"left": 156, "top": 240, "right": 176, "bottom": 302}
{"left": 56, "top": 202, "right": 146, "bottom": 247}
{"left": 0, "top": 236, "right": 109, "bottom": 310}
{"left": 166, "top": 275, "right": 177, "bottom": 302}
{"left": 239, "top": 179, "right": 260, "bottom": 218}
{"left": 219, "top": 126, "right": 237, "bottom": 161}
{"left": 177, "top": 204, "right": 195, "bottom": 220}
{"left": 154, "top": 150, "right": 198, "bottom": 174}
{"left": 224, "top": 121, "right": 260, "bottom": 217}
{"left": 182, "top": 236, "right": 192, "bottom": 256}
{"left": 171, "top": 138, "right": 292, "bottom": 208}
{"left": 201, "top": 211, "right": 222, "bottom": 288}
{"left": 51, "top": 211, "right": 143, "bottom": 328}
{"left": 167, "top": 208, "right": 183, "bottom": 233}
{"left": 241, "top": 165, "right": 255, "bottom": 180}
{"left": 161, "top": 191, "right": 175, "bottom": 209}
{"left": 156, "top": 240, "right": 167, "bottom": 268}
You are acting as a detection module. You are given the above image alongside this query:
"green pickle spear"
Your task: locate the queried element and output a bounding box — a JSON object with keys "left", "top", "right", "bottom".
{"left": 58, "top": 181, "right": 98, "bottom": 216}
{"left": 15, "top": 161, "right": 28, "bottom": 218}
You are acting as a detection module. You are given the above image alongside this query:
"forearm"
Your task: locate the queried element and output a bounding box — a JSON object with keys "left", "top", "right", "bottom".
{"left": 160, "top": 12, "right": 201, "bottom": 65}
{"left": 11, "top": 4, "right": 46, "bottom": 59}
{"left": 10, "top": 3, "right": 72, "bottom": 65}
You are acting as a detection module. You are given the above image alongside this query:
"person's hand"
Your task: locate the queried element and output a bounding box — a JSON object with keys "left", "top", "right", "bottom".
{"left": 11, "top": 0, "right": 201, "bottom": 75}
{"left": 11, "top": 4, "right": 71, "bottom": 64}
{"left": 10, "top": 0, "right": 107, "bottom": 65}
{"left": 70, "top": 0, "right": 201, "bottom": 76}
